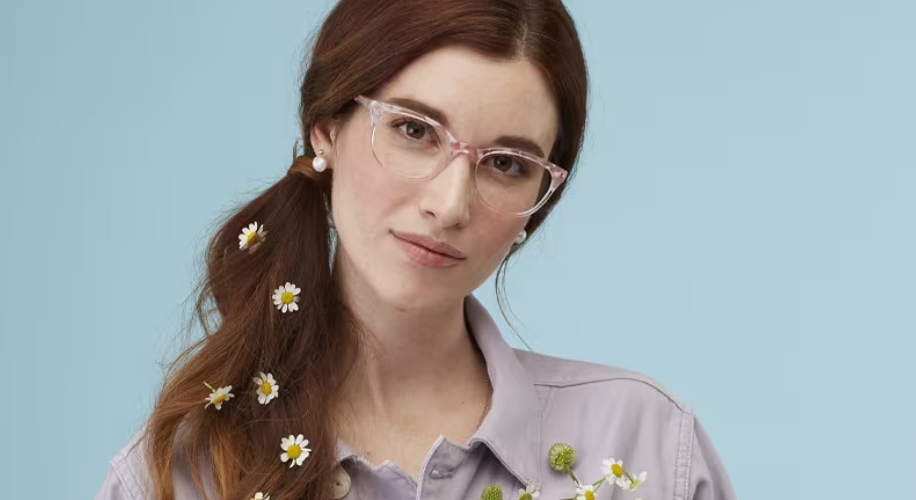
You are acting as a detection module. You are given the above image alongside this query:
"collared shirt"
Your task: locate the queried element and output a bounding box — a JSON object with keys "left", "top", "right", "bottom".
{"left": 96, "top": 294, "right": 737, "bottom": 500}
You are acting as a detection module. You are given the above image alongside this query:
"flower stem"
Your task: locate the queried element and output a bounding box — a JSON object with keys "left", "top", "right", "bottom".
{"left": 203, "top": 381, "right": 215, "bottom": 392}
{"left": 566, "top": 467, "right": 579, "bottom": 485}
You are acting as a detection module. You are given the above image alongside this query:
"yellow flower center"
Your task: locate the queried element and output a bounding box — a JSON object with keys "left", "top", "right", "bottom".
{"left": 612, "top": 463, "right": 624, "bottom": 477}
{"left": 281, "top": 291, "right": 294, "bottom": 304}
{"left": 246, "top": 231, "right": 259, "bottom": 244}
{"left": 261, "top": 381, "right": 273, "bottom": 395}
{"left": 584, "top": 491, "right": 595, "bottom": 500}
{"left": 287, "top": 444, "right": 301, "bottom": 459}
{"left": 212, "top": 394, "right": 227, "bottom": 405}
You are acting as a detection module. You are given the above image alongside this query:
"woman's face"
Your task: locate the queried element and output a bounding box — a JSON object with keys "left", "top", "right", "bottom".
{"left": 314, "top": 45, "right": 559, "bottom": 310}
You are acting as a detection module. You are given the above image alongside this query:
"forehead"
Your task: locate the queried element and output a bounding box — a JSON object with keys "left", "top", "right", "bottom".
{"left": 376, "top": 46, "right": 559, "bottom": 156}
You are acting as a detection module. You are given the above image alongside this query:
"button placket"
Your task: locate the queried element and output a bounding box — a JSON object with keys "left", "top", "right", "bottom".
{"left": 429, "top": 467, "right": 454, "bottom": 479}
{"left": 419, "top": 439, "right": 476, "bottom": 500}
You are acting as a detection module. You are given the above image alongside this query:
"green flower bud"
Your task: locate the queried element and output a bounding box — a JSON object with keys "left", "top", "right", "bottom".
{"left": 547, "top": 442, "right": 576, "bottom": 472}
{"left": 480, "top": 485, "right": 504, "bottom": 500}
{"left": 519, "top": 494, "right": 533, "bottom": 500}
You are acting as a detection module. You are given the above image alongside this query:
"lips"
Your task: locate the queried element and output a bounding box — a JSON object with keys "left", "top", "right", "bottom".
{"left": 391, "top": 231, "right": 466, "bottom": 260}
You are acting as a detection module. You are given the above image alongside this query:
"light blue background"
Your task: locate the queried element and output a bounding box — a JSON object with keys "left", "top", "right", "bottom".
{"left": 1, "top": 0, "right": 913, "bottom": 498}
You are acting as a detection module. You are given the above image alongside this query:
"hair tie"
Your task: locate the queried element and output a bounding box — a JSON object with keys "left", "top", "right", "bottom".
{"left": 287, "top": 156, "right": 318, "bottom": 179}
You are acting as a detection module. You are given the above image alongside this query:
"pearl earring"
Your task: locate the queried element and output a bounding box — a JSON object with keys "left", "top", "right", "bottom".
{"left": 312, "top": 150, "right": 327, "bottom": 172}
{"left": 513, "top": 229, "right": 527, "bottom": 245}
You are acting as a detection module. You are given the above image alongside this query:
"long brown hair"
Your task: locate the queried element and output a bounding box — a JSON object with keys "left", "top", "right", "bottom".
{"left": 146, "top": 0, "right": 588, "bottom": 498}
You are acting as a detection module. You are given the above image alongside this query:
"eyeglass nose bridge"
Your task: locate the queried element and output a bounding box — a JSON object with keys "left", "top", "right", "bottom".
{"left": 433, "top": 138, "right": 482, "bottom": 198}
{"left": 447, "top": 138, "right": 479, "bottom": 163}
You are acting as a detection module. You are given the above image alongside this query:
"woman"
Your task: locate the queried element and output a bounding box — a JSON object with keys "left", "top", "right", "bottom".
{"left": 96, "top": 0, "right": 737, "bottom": 499}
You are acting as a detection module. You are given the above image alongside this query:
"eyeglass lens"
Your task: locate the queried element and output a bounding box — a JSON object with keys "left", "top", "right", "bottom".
{"left": 372, "top": 111, "right": 551, "bottom": 214}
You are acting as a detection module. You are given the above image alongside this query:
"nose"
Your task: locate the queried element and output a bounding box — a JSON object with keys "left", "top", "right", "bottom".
{"left": 417, "top": 152, "right": 474, "bottom": 229}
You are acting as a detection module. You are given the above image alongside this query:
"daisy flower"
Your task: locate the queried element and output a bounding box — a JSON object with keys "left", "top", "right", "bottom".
{"left": 517, "top": 484, "right": 541, "bottom": 500}
{"left": 575, "top": 483, "right": 597, "bottom": 500}
{"left": 280, "top": 434, "right": 311, "bottom": 468}
{"left": 272, "top": 282, "right": 301, "bottom": 313}
{"left": 203, "top": 383, "right": 234, "bottom": 410}
{"left": 251, "top": 493, "right": 270, "bottom": 500}
{"left": 253, "top": 372, "right": 279, "bottom": 405}
{"left": 628, "top": 471, "right": 648, "bottom": 490}
{"left": 601, "top": 457, "right": 624, "bottom": 481}
{"left": 238, "top": 222, "right": 267, "bottom": 251}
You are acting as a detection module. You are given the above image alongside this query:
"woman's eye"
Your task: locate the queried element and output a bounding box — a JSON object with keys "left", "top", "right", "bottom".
{"left": 399, "top": 119, "right": 430, "bottom": 140}
{"left": 489, "top": 155, "right": 527, "bottom": 176}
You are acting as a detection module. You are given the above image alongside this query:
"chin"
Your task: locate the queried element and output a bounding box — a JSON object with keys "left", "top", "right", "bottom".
{"left": 369, "top": 268, "right": 466, "bottom": 311}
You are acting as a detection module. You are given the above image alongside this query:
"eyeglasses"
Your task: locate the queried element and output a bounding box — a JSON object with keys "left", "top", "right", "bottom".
{"left": 354, "top": 95, "right": 567, "bottom": 217}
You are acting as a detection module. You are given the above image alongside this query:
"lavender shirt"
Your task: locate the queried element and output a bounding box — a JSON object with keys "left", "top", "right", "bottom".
{"left": 96, "top": 294, "right": 737, "bottom": 500}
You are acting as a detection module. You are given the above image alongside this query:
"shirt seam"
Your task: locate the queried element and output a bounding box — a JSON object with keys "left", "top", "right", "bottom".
{"left": 112, "top": 456, "right": 140, "bottom": 500}
{"left": 674, "top": 408, "right": 695, "bottom": 500}
{"left": 535, "top": 385, "right": 553, "bottom": 488}
{"left": 109, "top": 431, "right": 147, "bottom": 500}
{"left": 533, "top": 376, "right": 690, "bottom": 413}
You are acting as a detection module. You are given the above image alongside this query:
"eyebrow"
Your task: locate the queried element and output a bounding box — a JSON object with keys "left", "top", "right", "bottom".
{"left": 386, "top": 96, "right": 547, "bottom": 158}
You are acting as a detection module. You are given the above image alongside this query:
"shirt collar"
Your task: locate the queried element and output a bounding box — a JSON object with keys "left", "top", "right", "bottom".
{"left": 335, "top": 294, "right": 541, "bottom": 486}
{"left": 465, "top": 293, "right": 542, "bottom": 487}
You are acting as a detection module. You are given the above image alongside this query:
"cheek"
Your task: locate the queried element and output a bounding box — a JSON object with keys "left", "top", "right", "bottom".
{"left": 469, "top": 213, "right": 528, "bottom": 269}
{"left": 331, "top": 144, "right": 412, "bottom": 235}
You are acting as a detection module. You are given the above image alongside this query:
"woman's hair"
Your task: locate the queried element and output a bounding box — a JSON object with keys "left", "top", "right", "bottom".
{"left": 145, "top": 0, "right": 588, "bottom": 498}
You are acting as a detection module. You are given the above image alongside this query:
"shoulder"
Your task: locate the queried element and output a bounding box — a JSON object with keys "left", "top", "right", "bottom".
{"left": 95, "top": 427, "right": 153, "bottom": 500}
{"left": 514, "top": 349, "right": 738, "bottom": 499}
{"left": 514, "top": 350, "right": 692, "bottom": 487}
{"left": 95, "top": 426, "right": 208, "bottom": 500}
{"left": 514, "top": 348, "right": 692, "bottom": 416}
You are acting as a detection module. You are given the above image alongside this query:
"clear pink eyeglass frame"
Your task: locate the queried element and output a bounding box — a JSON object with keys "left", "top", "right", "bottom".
{"left": 353, "top": 95, "right": 568, "bottom": 217}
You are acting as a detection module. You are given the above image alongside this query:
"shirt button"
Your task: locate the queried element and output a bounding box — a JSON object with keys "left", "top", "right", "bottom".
{"left": 330, "top": 467, "right": 351, "bottom": 499}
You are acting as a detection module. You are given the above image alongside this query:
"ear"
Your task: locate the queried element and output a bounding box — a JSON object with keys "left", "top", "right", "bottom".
{"left": 309, "top": 118, "right": 339, "bottom": 165}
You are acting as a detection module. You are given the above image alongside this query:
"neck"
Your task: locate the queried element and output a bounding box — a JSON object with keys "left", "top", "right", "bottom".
{"left": 333, "top": 251, "right": 490, "bottom": 430}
